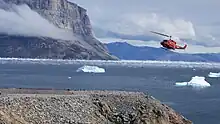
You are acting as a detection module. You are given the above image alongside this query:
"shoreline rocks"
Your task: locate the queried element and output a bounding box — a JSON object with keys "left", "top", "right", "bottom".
{"left": 0, "top": 88, "right": 192, "bottom": 124}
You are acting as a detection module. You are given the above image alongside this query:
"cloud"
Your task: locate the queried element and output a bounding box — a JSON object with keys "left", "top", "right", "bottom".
{"left": 0, "top": 1, "right": 75, "bottom": 41}
{"left": 99, "top": 13, "right": 196, "bottom": 40}
{"left": 70, "top": 0, "right": 220, "bottom": 49}
{"left": 91, "top": 12, "right": 198, "bottom": 47}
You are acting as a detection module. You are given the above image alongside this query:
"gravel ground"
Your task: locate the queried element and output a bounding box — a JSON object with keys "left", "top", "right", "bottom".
{"left": 0, "top": 88, "right": 192, "bottom": 124}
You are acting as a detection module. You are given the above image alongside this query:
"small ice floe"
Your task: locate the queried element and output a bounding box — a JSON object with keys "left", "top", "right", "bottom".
{"left": 76, "top": 65, "right": 105, "bottom": 73}
{"left": 175, "top": 76, "right": 211, "bottom": 88}
{"left": 208, "top": 72, "right": 220, "bottom": 78}
{"left": 68, "top": 77, "right": 72, "bottom": 79}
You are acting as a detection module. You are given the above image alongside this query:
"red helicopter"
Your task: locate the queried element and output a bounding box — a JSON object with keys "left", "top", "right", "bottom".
{"left": 150, "top": 31, "right": 187, "bottom": 50}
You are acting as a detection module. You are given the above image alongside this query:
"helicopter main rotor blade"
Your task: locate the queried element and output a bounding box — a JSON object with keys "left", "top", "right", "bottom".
{"left": 150, "top": 31, "right": 171, "bottom": 38}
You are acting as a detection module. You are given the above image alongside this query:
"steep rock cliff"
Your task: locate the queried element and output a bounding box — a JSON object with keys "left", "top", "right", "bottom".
{"left": 0, "top": 0, "right": 117, "bottom": 60}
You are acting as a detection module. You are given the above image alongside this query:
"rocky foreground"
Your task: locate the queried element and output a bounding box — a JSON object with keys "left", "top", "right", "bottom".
{"left": 0, "top": 88, "right": 192, "bottom": 124}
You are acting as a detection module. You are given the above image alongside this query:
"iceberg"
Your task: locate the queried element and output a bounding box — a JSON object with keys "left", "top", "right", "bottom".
{"left": 175, "top": 76, "right": 211, "bottom": 88}
{"left": 208, "top": 72, "right": 220, "bottom": 78}
{"left": 76, "top": 65, "right": 105, "bottom": 73}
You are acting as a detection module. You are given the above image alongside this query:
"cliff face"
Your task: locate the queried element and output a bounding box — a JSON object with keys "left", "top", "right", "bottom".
{"left": 0, "top": 0, "right": 117, "bottom": 60}
{"left": 0, "top": 35, "right": 106, "bottom": 59}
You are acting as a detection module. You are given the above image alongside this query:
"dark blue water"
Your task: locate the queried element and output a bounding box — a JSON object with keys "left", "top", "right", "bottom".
{"left": 0, "top": 63, "right": 220, "bottom": 124}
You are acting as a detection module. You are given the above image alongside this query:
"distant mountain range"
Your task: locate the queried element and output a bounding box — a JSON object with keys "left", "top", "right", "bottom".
{"left": 105, "top": 42, "right": 220, "bottom": 62}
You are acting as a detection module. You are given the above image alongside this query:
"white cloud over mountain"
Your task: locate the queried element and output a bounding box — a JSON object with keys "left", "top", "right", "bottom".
{"left": 0, "top": 0, "right": 75, "bottom": 40}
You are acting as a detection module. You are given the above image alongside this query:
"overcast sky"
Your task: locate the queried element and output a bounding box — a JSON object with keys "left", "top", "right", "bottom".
{"left": 70, "top": 0, "right": 219, "bottom": 53}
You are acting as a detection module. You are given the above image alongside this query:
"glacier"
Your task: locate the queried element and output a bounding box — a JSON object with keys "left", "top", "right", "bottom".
{"left": 0, "top": 57, "right": 220, "bottom": 69}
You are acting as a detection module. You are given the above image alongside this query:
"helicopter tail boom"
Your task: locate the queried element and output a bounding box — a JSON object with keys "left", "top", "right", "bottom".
{"left": 176, "top": 44, "right": 187, "bottom": 49}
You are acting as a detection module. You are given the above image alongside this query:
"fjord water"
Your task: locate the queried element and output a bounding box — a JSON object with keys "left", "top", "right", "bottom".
{"left": 0, "top": 60, "right": 220, "bottom": 124}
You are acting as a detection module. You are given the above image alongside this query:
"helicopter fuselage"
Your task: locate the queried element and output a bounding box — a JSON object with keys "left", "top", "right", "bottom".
{"left": 160, "top": 40, "right": 177, "bottom": 50}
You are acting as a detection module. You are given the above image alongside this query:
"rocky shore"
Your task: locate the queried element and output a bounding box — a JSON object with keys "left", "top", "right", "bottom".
{"left": 0, "top": 88, "right": 192, "bottom": 124}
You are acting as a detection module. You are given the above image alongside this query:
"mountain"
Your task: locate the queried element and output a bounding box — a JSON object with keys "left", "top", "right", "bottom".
{"left": 0, "top": 0, "right": 117, "bottom": 60}
{"left": 106, "top": 42, "right": 220, "bottom": 62}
